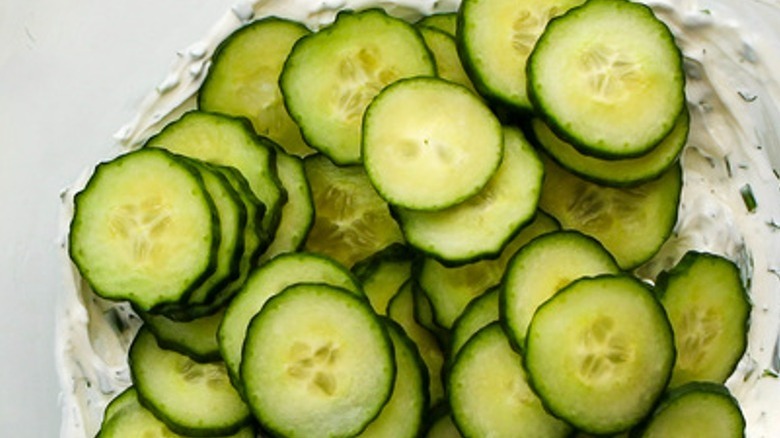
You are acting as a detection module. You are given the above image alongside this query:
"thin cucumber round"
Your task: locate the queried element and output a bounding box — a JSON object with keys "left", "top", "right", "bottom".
{"left": 449, "top": 286, "right": 499, "bottom": 360}
{"left": 393, "top": 125, "right": 543, "bottom": 263}
{"left": 417, "top": 26, "right": 476, "bottom": 94}
{"left": 417, "top": 211, "right": 560, "bottom": 329}
{"left": 458, "top": 0, "right": 586, "bottom": 112}
{"left": 139, "top": 307, "right": 224, "bottom": 363}
{"left": 387, "top": 280, "right": 446, "bottom": 409}
{"left": 145, "top": 110, "right": 285, "bottom": 237}
{"left": 129, "top": 328, "right": 251, "bottom": 436}
{"left": 303, "top": 154, "right": 404, "bottom": 268}
{"left": 240, "top": 283, "right": 395, "bottom": 438}
{"left": 198, "top": 17, "right": 315, "bottom": 157}
{"left": 69, "top": 148, "right": 219, "bottom": 310}
{"left": 98, "top": 386, "right": 256, "bottom": 438}
{"left": 352, "top": 244, "right": 414, "bottom": 315}
{"left": 538, "top": 155, "right": 682, "bottom": 269}
{"left": 525, "top": 274, "right": 675, "bottom": 435}
{"left": 363, "top": 77, "right": 503, "bottom": 211}
{"left": 280, "top": 8, "right": 435, "bottom": 164}
{"left": 500, "top": 230, "right": 620, "bottom": 349}
{"left": 635, "top": 382, "right": 745, "bottom": 438}
{"left": 358, "top": 318, "right": 429, "bottom": 437}
{"left": 218, "top": 252, "right": 362, "bottom": 385}
{"left": 527, "top": 0, "right": 685, "bottom": 158}
{"left": 655, "top": 251, "right": 750, "bottom": 388}
{"left": 449, "top": 323, "right": 572, "bottom": 438}
{"left": 257, "top": 149, "right": 314, "bottom": 263}
{"left": 531, "top": 107, "right": 689, "bottom": 187}
{"left": 416, "top": 12, "right": 457, "bottom": 37}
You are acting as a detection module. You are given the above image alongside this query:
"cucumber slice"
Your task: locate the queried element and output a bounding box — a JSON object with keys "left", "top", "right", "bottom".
{"left": 241, "top": 283, "right": 395, "bottom": 438}
{"left": 129, "top": 328, "right": 250, "bottom": 436}
{"left": 303, "top": 154, "right": 404, "bottom": 268}
{"left": 363, "top": 77, "right": 503, "bottom": 210}
{"left": 418, "top": 26, "right": 476, "bottom": 94}
{"left": 146, "top": 110, "right": 284, "bottom": 237}
{"left": 358, "top": 318, "right": 429, "bottom": 438}
{"left": 199, "top": 17, "right": 315, "bottom": 157}
{"left": 98, "top": 386, "right": 255, "bottom": 438}
{"left": 69, "top": 148, "right": 219, "bottom": 310}
{"left": 527, "top": 0, "right": 685, "bottom": 158}
{"left": 635, "top": 382, "right": 745, "bottom": 438}
{"left": 218, "top": 252, "right": 362, "bottom": 386}
{"left": 352, "top": 244, "right": 414, "bottom": 315}
{"left": 449, "top": 286, "right": 499, "bottom": 360}
{"left": 538, "top": 155, "right": 682, "bottom": 269}
{"left": 258, "top": 149, "right": 314, "bottom": 263}
{"left": 525, "top": 274, "right": 675, "bottom": 435}
{"left": 417, "top": 211, "right": 559, "bottom": 329}
{"left": 425, "top": 411, "right": 462, "bottom": 438}
{"left": 416, "top": 12, "right": 457, "bottom": 37}
{"left": 178, "top": 160, "right": 247, "bottom": 306}
{"left": 100, "top": 386, "right": 138, "bottom": 428}
{"left": 280, "top": 8, "right": 436, "bottom": 164}
{"left": 394, "top": 125, "right": 542, "bottom": 263}
{"left": 531, "top": 107, "right": 689, "bottom": 187}
{"left": 387, "top": 280, "right": 446, "bottom": 409}
{"left": 655, "top": 251, "right": 750, "bottom": 388}
{"left": 154, "top": 164, "right": 268, "bottom": 321}
{"left": 458, "top": 0, "right": 585, "bottom": 112}
{"left": 449, "top": 323, "right": 572, "bottom": 438}
{"left": 501, "top": 230, "right": 620, "bottom": 349}
{"left": 139, "top": 307, "right": 224, "bottom": 363}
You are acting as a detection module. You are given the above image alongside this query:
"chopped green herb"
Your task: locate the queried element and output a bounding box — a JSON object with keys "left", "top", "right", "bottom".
{"left": 740, "top": 184, "right": 757, "bottom": 213}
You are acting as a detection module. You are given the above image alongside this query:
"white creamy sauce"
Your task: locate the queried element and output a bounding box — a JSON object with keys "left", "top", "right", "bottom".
{"left": 56, "top": 0, "right": 780, "bottom": 436}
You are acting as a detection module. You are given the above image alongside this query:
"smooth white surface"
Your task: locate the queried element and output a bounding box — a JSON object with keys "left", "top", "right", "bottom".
{"left": 0, "top": 1, "right": 237, "bottom": 435}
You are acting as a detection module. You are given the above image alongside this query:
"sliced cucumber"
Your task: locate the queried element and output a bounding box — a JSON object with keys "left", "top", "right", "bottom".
{"left": 145, "top": 110, "right": 284, "bottom": 237}
{"left": 303, "top": 154, "right": 404, "bottom": 268}
{"left": 393, "top": 125, "right": 542, "bottom": 263}
{"left": 416, "top": 12, "right": 457, "bottom": 37}
{"left": 527, "top": 0, "right": 685, "bottom": 158}
{"left": 635, "top": 382, "right": 745, "bottom": 438}
{"left": 425, "top": 411, "right": 462, "bottom": 438}
{"left": 280, "top": 8, "right": 435, "bottom": 164}
{"left": 449, "top": 285, "right": 499, "bottom": 360}
{"left": 501, "top": 230, "right": 620, "bottom": 349}
{"left": 240, "top": 283, "right": 394, "bottom": 438}
{"left": 69, "top": 148, "right": 219, "bottom": 310}
{"left": 258, "top": 149, "right": 314, "bottom": 263}
{"left": 417, "top": 211, "right": 559, "bottom": 329}
{"left": 525, "top": 274, "right": 675, "bottom": 435}
{"left": 100, "top": 386, "right": 138, "bottom": 428}
{"left": 139, "top": 307, "right": 224, "bottom": 363}
{"left": 531, "top": 107, "right": 689, "bottom": 187}
{"left": 98, "top": 385, "right": 255, "bottom": 438}
{"left": 458, "top": 0, "right": 585, "bottom": 112}
{"left": 655, "top": 251, "right": 750, "bottom": 388}
{"left": 449, "top": 323, "right": 572, "bottom": 438}
{"left": 358, "top": 318, "right": 429, "bottom": 438}
{"left": 177, "top": 160, "right": 247, "bottom": 307}
{"left": 363, "top": 77, "right": 503, "bottom": 210}
{"left": 199, "top": 17, "right": 315, "bottom": 157}
{"left": 387, "top": 280, "right": 446, "bottom": 409}
{"left": 218, "top": 252, "right": 362, "bottom": 385}
{"left": 418, "top": 26, "right": 476, "bottom": 93}
{"left": 352, "top": 244, "right": 415, "bottom": 315}
{"left": 538, "top": 155, "right": 682, "bottom": 269}
{"left": 129, "top": 328, "right": 250, "bottom": 436}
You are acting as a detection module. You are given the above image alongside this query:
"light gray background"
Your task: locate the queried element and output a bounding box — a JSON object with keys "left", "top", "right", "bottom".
{"left": 0, "top": 1, "right": 236, "bottom": 435}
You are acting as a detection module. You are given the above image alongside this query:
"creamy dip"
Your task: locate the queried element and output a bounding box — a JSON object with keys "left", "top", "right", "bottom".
{"left": 56, "top": 0, "right": 780, "bottom": 436}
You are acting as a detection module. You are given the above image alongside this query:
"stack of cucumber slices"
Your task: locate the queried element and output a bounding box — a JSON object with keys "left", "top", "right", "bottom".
{"left": 69, "top": 0, "right": 753, "bottom": 436}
